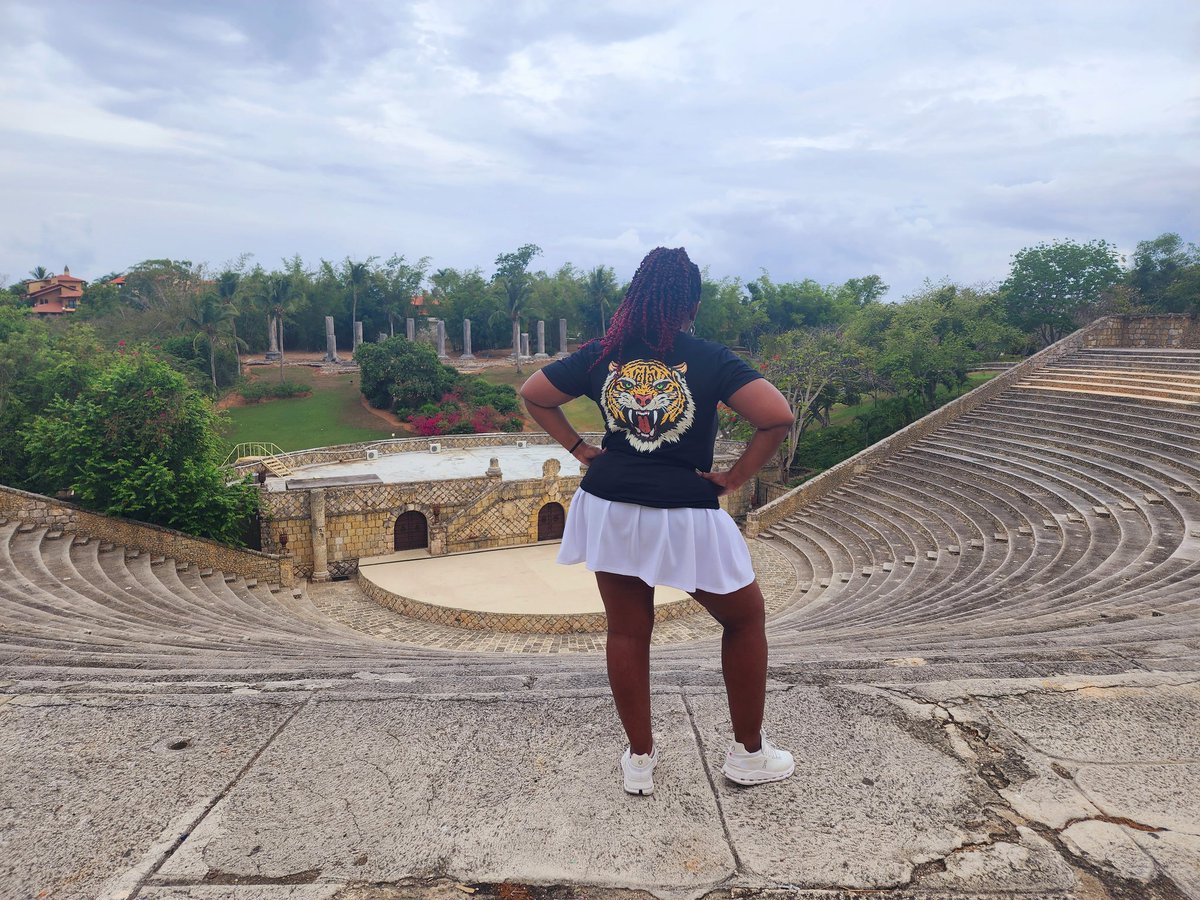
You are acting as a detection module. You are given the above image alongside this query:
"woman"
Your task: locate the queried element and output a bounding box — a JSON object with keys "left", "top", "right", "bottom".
{"left": 520, "top": 247, "right": 795, "bottom": 795}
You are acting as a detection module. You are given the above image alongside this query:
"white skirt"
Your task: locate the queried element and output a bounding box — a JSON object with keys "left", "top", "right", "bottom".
{"left": 556, "top": 487, "right": 756, "bottom": 595}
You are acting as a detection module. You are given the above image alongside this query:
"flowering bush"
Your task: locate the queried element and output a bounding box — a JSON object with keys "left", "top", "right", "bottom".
{"left": 407, "top": 389, "right": 522, "bottom": 436}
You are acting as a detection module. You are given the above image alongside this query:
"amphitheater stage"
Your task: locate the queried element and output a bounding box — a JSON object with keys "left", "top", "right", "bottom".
{"left": 358, "top": 543, "right": 695, "bottom": 630}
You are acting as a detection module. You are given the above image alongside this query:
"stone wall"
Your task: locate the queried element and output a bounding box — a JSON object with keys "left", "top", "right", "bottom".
{"left": 1081, "top": 314, "right": 1200, "bottom": 349}
{"left": 257, "top": 433, "right": 750, "bottom": 579}
{"left": 744, "top": 315, "right": 1125, "bottom": 537}
{"left": 259, "top": 460, "right": 586, "bottom": 577}
{"left": 0, "top": 484, "right": 293, "bottom": 586}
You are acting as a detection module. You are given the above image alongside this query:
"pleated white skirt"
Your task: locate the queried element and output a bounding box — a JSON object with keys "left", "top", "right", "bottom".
{"left": 556, "top": 487, "right": 756, "bottom": 595}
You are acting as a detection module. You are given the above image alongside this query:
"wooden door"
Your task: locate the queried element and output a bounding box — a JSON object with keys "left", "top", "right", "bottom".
{"left": 394, "top": 511, "right": 428, "bottom": 551}
{"left": 537, "top": 503, "right": 565, "bottom": 541}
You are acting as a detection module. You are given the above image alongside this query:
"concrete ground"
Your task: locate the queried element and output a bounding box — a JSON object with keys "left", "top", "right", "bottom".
{"left": 3, "top": 669, "right": 1197, "bottom": 900}
{"left": 359, "top": 545, "right": 691, "bottom": 616}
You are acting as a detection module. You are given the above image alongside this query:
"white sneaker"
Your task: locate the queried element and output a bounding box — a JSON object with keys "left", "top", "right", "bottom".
{"left": 722, "top": 734, "right": 795, "bottom": 785}
{"left": 621, "top": 745, "right": 658, "bottom": 795}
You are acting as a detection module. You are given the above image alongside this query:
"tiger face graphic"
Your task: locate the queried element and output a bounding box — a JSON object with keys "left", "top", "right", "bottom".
{"left": 601, "top": 359, "right": 695, "bottom": 452}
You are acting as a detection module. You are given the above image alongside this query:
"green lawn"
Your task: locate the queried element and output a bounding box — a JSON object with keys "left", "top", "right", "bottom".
{"left": 478, "top": 364, "right": 606, "bottom": 433}
{"left": 221, "top": 366, "right": 396, "bottom": 451}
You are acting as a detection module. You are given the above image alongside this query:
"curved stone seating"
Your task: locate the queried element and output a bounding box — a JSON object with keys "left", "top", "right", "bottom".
{"left": 0, "top": 340, "right": 1197, "bottom": 683}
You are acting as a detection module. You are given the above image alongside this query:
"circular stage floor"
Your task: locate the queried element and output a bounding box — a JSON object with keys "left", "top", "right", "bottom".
{"left": 357, "top": 543, "right": 696, "bottom": 632}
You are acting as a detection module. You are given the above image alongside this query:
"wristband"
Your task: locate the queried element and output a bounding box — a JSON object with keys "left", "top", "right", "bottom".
{"left": 569, "top": 437, "right": 584, "bottom": 454}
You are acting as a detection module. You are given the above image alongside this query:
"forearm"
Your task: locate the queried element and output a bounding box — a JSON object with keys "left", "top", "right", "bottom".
{"left": 724, "top": 424, "right": 790, "bottom": 489}
{"left": 523, "top": 399, "right": 584, "bottom": 451}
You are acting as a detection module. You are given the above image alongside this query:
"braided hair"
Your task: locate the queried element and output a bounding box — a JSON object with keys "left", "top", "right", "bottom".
{"left": 588, "top": 247, "right": 701, "bottom": 371}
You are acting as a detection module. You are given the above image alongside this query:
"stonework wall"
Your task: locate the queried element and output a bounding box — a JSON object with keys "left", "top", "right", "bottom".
{"left": 0, "top": 484, "right": 293, "bottom": 586}
{"left": 259, "top": 463, "right": 587, "bottom": 577}
{"left": 744, "top": 315, "right": 1127, "bottom": 537}
{"left": 257, "top": 432, "right": 750, "bottom": 578}
{"left": 1082, "top": 314, "right": 1200, "bottom": 349}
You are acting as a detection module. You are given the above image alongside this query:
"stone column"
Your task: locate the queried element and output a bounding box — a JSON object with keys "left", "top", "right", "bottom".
{"left": 436, "top": 319, "right": 447, "bottom": 358}
{"left": 461, "top": 319, "right": 474, "bottom": 359}
{"left": 310, "top": 489, "right": 329, "bottom": 582}
{"left": 353, "top": 321, "right": 363, "bottom": 352}
{"left": 406, "top": 318, "right": 415, "bottom": 341}
{"left": 534, "top": 320, "right": 548, "bottom": 358}
{"left": 323, "top": 316, "right": 339, "bottom": 362}
{"left": 520, "top": 332, "right": 530, "bottom": 358}
{"left": 511, "top": 319, "right": 521, "bottom": 359}
{"left": 556, "top": 318, "right": 568, "bottom": 358}
{"left": 266, "top": 314, "right": 281, "bottom": 360}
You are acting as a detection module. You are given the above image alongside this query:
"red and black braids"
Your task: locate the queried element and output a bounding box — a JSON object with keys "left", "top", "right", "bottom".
{"left": 587, "top": 247, "right": 702, "bottom": 371}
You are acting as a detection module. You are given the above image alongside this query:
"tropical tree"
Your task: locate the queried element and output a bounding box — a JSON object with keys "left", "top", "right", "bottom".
{"left": 379, "top": 254, "right": 430, "bottom": 337}
{"left": 341, "top": 256, "right": 378, "bottom": 349}
{"left": 583, "top": 265, "right": 619, "bottom": 337}
{"left": 1129, "top": 232, "right": 1200, "bottom": 313}
{"left": 760, "top": 328, "right": 866, "bottom": 472}
{"left": 22, "top": 352, "right": 258, "bottom": 543}
{"left": 264, "top": 272, "right": 305, "bottom": 381}
{"left": 1001, "top": 239, "right": 1122, "bottom": 346}
{"left": 183, "top": 291, "right": 237, "bottom": 391}
{"left": 493, "top": 243, "right": 542, "bottom": 362}
{"left": 214, "top": 269, "right": 248, "bottom": 361}
{"left": 28, "top": 266, "right": 50, "bottom": 281}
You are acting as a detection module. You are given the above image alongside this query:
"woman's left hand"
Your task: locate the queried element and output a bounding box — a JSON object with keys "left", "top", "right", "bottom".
{"left": 698, "top": 469, "right": 741, "bottom": 496}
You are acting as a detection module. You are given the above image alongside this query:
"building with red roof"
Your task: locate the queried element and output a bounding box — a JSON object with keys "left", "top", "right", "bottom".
{"left": 26, "top": 267, "right": 85, "bottom": 316}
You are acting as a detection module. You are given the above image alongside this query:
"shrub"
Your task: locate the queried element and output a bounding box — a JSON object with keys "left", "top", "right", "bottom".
{"left": 238, "top": 379, "right": 310, "bottom": 403}
{"left": 23, "top": 352, "right": 258, "bottom": 544}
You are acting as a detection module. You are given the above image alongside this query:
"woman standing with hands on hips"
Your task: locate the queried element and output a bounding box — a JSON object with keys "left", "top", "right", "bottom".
{"left": 520, "top": 247, "right": 796, "bottom": 796}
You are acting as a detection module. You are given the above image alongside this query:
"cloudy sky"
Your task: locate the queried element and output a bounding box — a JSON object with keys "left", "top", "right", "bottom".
{"left": 1, "top": 0, "right": 1196, "bottom": 298}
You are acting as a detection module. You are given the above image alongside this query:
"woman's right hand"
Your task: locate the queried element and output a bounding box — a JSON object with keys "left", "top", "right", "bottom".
{"left": 573, "top": 444, "right": 604, "bottom": 467}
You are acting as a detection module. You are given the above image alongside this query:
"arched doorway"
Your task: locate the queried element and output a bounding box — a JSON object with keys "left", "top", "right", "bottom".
{"left": 394, "top": 511, "right": 428, "bottom": 551}
{"left": 537, "top": 502, "right": 565, "bottom": 541}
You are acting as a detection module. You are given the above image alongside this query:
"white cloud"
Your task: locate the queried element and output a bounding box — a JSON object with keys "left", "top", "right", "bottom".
{"left": 0, "top": 0, "right": 1195, "bottom": 296}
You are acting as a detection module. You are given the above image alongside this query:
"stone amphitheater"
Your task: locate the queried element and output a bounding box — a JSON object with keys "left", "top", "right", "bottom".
{"left": 2, "top": 315, "right": 1198, "bottom": 900}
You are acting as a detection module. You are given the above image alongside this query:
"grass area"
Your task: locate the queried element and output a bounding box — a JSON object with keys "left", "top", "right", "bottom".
{"left": 477, "top": 363, "right": 606, "bottom": 433}
{"left": 220, "top": 366, "right": 396, "bottom": 451}
{"left": 825, "top": 371, "right": 997, "bottom": 428}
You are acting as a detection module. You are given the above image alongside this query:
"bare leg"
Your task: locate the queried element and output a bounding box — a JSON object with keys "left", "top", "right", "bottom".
{"left": 595, "top": 571, "right": 655, "bottom": 755}
{"left": 691, "top": 579, "right": 767, "bottom": 752}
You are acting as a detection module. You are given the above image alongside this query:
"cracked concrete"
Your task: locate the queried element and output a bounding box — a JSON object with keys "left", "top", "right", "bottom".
{"left": 4, "top": 671, "right": 1199, "bottom": 899}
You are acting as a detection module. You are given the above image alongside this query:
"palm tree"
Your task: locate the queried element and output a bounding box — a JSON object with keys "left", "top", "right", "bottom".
{"left": 342, "top": 257, "right": 378, "bottom": 349}
{"left": 216, "top": 270, "right": 245, "bottom": 366}
{"left": 265, "top": 273, "right": 304, "bottom": 382}
{"left": 584, "top": 265, "right": 618, "bottom": 336}
{"left": 184, "top": 291, "right": 236, "bottom": 391}
{"left": 493, "top": 244, "right": 541, "bottom": 370}
{"left": 28, "top": 266, "right": 50, "bottom": 281}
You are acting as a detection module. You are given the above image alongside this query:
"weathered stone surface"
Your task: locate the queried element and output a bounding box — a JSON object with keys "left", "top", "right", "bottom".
{"left": 686, "top": 686, "right": 991, "bottom": 890}
{"left": 1060, "top": 819, "right": 1157, "bottom": 882}
{"left": 0, "top": 693, "right": 305, "bottom": 900}
{"left": 918, "top": 826, "right": 1077, "bottom": 893}
{"left": 151, "top": 693, "right": 734, "bottom": 891}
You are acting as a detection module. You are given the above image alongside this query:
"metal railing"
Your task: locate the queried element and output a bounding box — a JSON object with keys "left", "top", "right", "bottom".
{"left": 222, "top": 441, "right": 289, "bottom": 467}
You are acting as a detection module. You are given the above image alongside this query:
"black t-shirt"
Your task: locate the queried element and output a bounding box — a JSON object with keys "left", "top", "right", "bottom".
{"left": 540, "top": 334, "right": 763, "bottom": 509}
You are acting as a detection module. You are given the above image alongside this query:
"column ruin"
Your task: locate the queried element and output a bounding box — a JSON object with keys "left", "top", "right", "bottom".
{"left": 323, "top": 316, "right": 339, "bottom": 362}
{"left": 535, "top": 320, "right": 548, "bottom": 358}
{"left": 461, "top": 319, "right": 474, "bottom": 359}
{"left": 556, "top": 318, "right": 568, "bottom": 358}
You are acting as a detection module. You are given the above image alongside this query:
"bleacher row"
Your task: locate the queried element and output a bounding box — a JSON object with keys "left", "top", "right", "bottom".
{"left": 0, "top": 346, "right": 1197, "bottom": 681}
{"left": 756, "top": 348, "right": 1200, "bottom": 665}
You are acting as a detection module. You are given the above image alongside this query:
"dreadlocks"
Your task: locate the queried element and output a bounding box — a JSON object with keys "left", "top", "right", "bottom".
{"left": 588, "top": 247, "right": 702, "bottom": 371}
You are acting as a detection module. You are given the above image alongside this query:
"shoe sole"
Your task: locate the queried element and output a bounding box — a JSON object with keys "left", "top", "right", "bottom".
{"left": 623, "top": 781, "right": 654, "bottom": 795}
{"left": 722, "top": 762, "right": 795, "bottom": 785}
